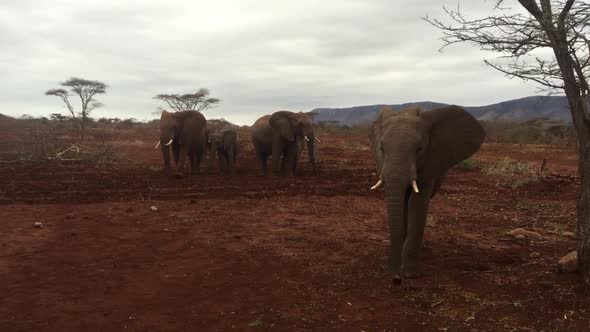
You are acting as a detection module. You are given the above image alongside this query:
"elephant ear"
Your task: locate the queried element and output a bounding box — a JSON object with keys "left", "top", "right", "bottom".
{"left": 421, "top": 105, "right": 485, "bottom": 179}
{"left": 270, "top": 111, "right": 295, "bottom": 141}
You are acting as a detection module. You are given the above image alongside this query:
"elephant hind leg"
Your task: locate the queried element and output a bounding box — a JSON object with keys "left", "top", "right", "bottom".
{"left": 284, "top": 143, "right": 299, "bottom": 176}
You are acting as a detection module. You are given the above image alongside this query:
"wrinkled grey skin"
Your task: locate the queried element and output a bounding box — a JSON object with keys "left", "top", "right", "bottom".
{"left": 209, "top": 129, "right": 238, "bottom": 175}
{"left": 251, "top": 111, "right": 317, "bottom": 176}
{"left": 158, "top": 110, "right": 207, "bottom": 178}
{"left": 369, "top": 105, "right": 485, "bottom": 283}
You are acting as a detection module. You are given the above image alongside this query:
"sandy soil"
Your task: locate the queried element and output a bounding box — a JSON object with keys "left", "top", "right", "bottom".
{"left": 0, "top": 127, "right": 588, "bottom": 331}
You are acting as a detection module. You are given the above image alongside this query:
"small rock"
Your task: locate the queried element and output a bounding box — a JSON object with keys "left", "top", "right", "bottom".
{"left": 515, "top": 235, "right": 525, "bottom": 240}
{"left": 150, "top": 206, "right": 159, "bottom": 212}
{"left": 529, "top": 252, "right": 541, "bottom": 259}
{"left": 65, "top": 214, "right": 74, "bottom": 220}
{"left": 562, "top": 231, "right": 576, "bottom": 238}
{"left": 506, "top": 228, "right": 543, "bottom": 240}
{"left": 557, "top": 251, "right": 578, "bottom": 273}
{"left": 33, "top": 222, "right": 44, "bottom": 229}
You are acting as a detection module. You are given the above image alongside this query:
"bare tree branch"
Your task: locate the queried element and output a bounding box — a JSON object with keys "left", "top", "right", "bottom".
{"left": 45, "top": 88, "right": 75, "bottom": 118}
{"left": 427, "top": 0, "right": 590, "bottom": 284}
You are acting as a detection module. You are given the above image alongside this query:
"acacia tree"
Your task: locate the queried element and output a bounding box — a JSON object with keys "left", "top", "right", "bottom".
{"left": 426, "top": 0, "right": 590, "bottom": 284}
{"left": 45, "top": 77, "right": 107, "bottom": 139}
{"left": 154, "top": 88, "right": 220, "bottom": 112}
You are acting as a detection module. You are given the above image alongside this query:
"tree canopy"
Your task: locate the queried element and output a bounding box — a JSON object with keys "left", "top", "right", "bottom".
{"left": 154, "top": 88, "right": 220, "bottom": 112}
{"left": 45, "top": 77, "right": 108, "bottom": 139}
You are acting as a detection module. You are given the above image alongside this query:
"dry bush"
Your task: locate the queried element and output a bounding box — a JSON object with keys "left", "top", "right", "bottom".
{"left": 483, "top": 158, "right": 540, "bottom": 191}
{"left": 481, "top": 118, "right": 576, "bottom": 147}
{"left": 317, "top": 122, "right": 370, "bottom": 136}
{"left": 0, "top": 118, "right": 116, "bottom": 165}
{"left": 342, "top": 139, "right": 370, "bottom": 151}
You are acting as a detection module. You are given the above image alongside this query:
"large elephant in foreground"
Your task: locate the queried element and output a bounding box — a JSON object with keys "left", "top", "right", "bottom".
{"left": 251, "top": 111, "right": 319, "bottom": 176}
{"left": 155, "top": 110, "right": 207, "bottom": 178}
{"left": 369, "top": 105, "right": 484, "bottom": 283}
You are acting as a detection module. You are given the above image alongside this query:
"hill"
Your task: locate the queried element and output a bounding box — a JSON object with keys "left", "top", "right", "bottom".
{"left": 312, "top": 96, "right": 571, "bottom": 125}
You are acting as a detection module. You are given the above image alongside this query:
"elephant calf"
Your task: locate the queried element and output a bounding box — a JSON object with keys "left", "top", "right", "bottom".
{"left": 209, "top": 129, "right": 238, "bottom": 175}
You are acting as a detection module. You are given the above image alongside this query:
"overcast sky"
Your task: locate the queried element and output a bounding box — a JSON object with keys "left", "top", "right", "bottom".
{"left": 0, "top": 0, "right": 541, "bottom": 125}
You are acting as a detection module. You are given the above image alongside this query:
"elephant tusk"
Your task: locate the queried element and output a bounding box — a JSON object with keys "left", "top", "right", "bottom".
{"left": 412, "top": 180, "right": 419, "bottom": 193}
{"left": 164, "top": 139, "right": 174, "bottom": 146}
{"left": 314, "top": 137, "right": 321, "bottom": 143}
{"left": 154, "top": 141, "right": 161, "bottom": 149}
{"left": 304, "top": 136, "right": 310, "bottom": 142}
{"left": 370, "top": 179, "right": 383, "bottom": 190}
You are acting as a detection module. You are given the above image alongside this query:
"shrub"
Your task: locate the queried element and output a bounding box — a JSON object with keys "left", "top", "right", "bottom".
{"left": 480, "top": 118, "right": 576, "bottom": 146}
{"left": 483, "top": 158, "right": 539, "bottom": 191}
{"left": 458, "top": 158, "right": 479, "bottom": 171}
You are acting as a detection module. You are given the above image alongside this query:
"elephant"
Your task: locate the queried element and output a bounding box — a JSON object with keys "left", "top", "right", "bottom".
{"left": 208, "top": 128, "right": 238, "bottom": 175}
{"left": 251, "top": 111, "right": 319, "bottom": 176}
{"left": 369, "top": 105, "right": 485, "bottom": 283}
{"left": 155, "top": 110, "right": 207, "bottom": 178}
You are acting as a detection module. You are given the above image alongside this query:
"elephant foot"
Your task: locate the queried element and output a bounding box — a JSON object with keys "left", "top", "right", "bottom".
{"left": 175, "top": 172, "right": 184, "bottom": 179}
{"left": 387, "top": 262, "right": 403, "bottom": 285}
{"left": 402, "top": 264, "right": 423, "bottom": 279}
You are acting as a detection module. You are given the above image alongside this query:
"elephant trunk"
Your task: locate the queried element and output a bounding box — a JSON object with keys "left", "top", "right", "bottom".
{"left": 384, "top": 179, "right": 408, "bottom": 282}
{"left": 307, "top": 140, "right": 316, "bottom": 174}
{"left": 161, "top": 143, "right": 171, "bottom": 170}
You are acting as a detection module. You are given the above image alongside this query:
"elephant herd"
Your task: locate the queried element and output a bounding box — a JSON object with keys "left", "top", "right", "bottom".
{"left": 154, "top": 106, "right": 485, "bottom": 283}
{"left": 155, "top": 109, "right": 319, "bottom": 178}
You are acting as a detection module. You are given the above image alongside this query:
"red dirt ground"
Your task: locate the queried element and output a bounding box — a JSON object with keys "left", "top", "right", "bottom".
{"left": 1, "top": 127, "right": 588, "bottom": 331}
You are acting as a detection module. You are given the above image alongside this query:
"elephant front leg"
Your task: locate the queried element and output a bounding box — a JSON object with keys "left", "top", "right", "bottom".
{"left": 257, "top": 153, "right": 268, "bottom": 176}
{"left": 271, "top": 137, "right": 284, "bottom": 176}
{"left": 175, "top": 146, "right": 189, "bottom": 178}
{"left": 172, "top": 142, "right": 180, "bottom": 166}
{"left": 192, "top": 152, "right": 201, "bottom": 175}
{"left": 228, "top": 151, "right": 235, "bottom": 175}
{"left": 161, "top": 145, "right": 172, "bottom": 172}
{"left": 285, "top": 142, "right": 299, "bottom": 176}
{"left": 217, "top": 150, "right": 225, "bottom": 173}
{"left": 402, "top": 183, "right": 433, "bottom": 278}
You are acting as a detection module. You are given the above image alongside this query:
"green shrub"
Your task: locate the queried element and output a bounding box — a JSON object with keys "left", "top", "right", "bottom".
{"left": 458, "top": 158, "right": 479, "bottom": 171}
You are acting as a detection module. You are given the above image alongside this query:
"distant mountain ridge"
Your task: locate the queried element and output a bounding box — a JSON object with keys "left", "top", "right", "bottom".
{"left": 312, "top": 96, "right": 571, "bottom": 125}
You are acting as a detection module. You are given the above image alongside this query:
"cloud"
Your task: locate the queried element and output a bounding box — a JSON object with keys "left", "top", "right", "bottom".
{"left": 0, "top": 0, "right": 540, "bottom": 125}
